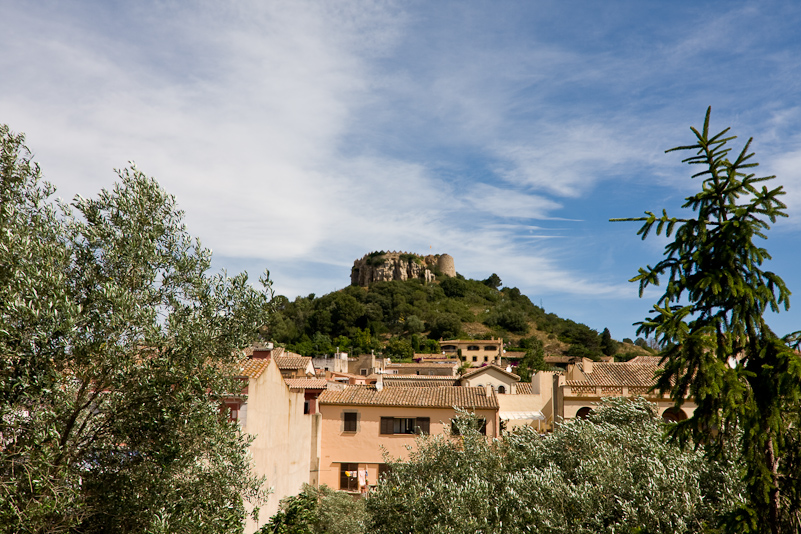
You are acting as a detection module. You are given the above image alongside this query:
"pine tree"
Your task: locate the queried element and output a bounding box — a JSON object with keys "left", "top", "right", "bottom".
{"left": 613, "top": 108, "right": 801, "bottom": 533}
{"left": 600, "top": 327, "right": 616, "bottom": 356}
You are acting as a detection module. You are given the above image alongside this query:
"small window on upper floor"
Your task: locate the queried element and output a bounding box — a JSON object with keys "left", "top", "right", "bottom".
{"left": 467, "top": 345, "right": 480, "bottom": 351}
{"left": 343, "top": 412, "right": 358, "bottom": 432}
{"left": 484, "top": 345, "right": 497, "bottom": 351}
{"left": 497, "top": 385, "right": 506, "bottom": 394}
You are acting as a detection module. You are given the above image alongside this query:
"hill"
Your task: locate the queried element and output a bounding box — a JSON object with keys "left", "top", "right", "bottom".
{"left": 267, "top": 271, "right": 653, "bottom": 369}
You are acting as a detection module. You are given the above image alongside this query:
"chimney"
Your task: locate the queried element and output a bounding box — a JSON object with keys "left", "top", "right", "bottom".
{"left": 376, "top": 375, "right": 384, "bottom": 392}
{"left": 531, "top": 372, "right": 540, "bottom": 395}
{"left": 485, "top": 384, "right": 493, "bottom": 397}
{"left": 582, "top": 357, "right": 593, "bottom": 375}
{"left": 252, "top": 343, "right": 273, "bottom": 359}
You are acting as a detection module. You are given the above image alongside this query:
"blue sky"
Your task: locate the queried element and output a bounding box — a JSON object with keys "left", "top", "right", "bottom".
{"left": 2, "top": 1, "right": 801, "bottom": 341}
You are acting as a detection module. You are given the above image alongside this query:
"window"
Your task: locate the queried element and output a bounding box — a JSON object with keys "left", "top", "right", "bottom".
{"left": 472, "top": 356, "right": 477, "bottom": 362}
{"left": 340, "top": 463, "right": 359, "bottom": 491}
{"left": 467, "top": 345, "right": 480, "bottom": 351}
{"left": 343, "top": 412, "right": 358, "bottom": 432}
{"left": 360, "top": 369, "right": 367, "bottom": 375}
{"left": 380, "top": 417, "right": 430, "bottom": 435}
{"left": 451, "top": 417, "right": 487, "bottom": 435}
{"left": 497, "top": 385, "right": 506, "bottom": 394}
{"left": 484, "top": 345, "right": 497, "bottom": 351}
{"left": 304, "top": 400, "right": 310, "bottom": 414}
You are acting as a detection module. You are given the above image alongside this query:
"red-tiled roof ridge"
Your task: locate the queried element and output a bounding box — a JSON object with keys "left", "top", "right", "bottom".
{"left": 318, "top": 385, "right": 498, "bottom": 409}
{"left": 275, "top": 354, "right": 312, "bottom": 370}
{"left": 566, "top": 360, "right": 661, "bottom": 388}
{"left": 386, "top": 362, "right": 458, "bottom": 367}
{"left": 285, "top": 378, "right": 328, "bottom": 390}
{"left": 235, "top": 358, "right": 271, "bottom": 379}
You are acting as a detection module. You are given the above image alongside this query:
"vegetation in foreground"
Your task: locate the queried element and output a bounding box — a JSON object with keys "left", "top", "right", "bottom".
{"left": 0, "top": 125, "right": 272, "bottom": 533}
{"left": 264, "top": 398, "right": 744, "bottom": 534}
{"left": 615, "top": 108, "right": 801, "bottom": 533}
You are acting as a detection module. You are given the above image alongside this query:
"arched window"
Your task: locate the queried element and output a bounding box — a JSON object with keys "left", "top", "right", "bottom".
{"left": 576, "top": 407, "right": 593, "bottom": 419}
{"left": 662, "top": 407, "right": 688, "bottom": 423}
{"left": 484, "top": 345, "right": 497, "bottom": 351}
{"left": 467, "top": 345, "right": 480, "bottom": 351}
{"left": 497, "top": 385, "right": 506, "bottom": 394}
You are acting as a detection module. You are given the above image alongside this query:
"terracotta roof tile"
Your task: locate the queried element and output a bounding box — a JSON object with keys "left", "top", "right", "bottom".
{"left": 386, "top": 362, "right": 458, "bottom": 368}
{"left": 285, "top": 378, "right": 328, "bottom": 389}
{"left": 275, "top": 354, "right": 312, "bottom": 370}
{"left": 515, "top": 383, "right": 533, "bottom": 394}
{"left": 319, "top": 385, "right": 498, "bottom": 409}
{"left": 383, "top": 376, "right": 459, "bottom": 387}
{"left": 566, "top": 360, "right": 660, "bottom": 388}
{"left": 236, "top": 359, "right": 270, "bottom": 379}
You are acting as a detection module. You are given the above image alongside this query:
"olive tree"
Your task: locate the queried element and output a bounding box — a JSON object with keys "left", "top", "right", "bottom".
{"left": 366, "top": 398, "right": 742, "bottom": 534}
{"left": 0, "top": 125, "right": 273, "bottom": 533}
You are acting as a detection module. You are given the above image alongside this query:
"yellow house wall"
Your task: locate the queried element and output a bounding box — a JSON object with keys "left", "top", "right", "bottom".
{"left": 441, "top": 340, "right": 502, "bottom": 366}
{"left": 317, "top": 403, "right": 498, "bottom": 489}
{"left": 242, "top": 360, "right": 316, "bottom": 534}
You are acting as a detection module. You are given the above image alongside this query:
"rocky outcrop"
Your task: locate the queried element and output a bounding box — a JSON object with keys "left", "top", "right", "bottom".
{"left": 351, "top": 251, "right": 455, "bottom": 286}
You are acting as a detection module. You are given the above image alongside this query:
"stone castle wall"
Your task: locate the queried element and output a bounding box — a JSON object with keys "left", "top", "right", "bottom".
{"left": 351, "top": 251, "right": 455, "bottom": 286}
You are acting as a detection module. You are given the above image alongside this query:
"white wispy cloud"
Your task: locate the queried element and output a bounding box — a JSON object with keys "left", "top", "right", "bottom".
{"left": 3, "top": 0, "right": 801, "bottom": 339}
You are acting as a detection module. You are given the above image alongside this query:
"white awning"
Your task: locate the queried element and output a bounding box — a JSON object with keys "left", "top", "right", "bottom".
{"left": 499, "top": 411, "right": 545, "bottom": 421}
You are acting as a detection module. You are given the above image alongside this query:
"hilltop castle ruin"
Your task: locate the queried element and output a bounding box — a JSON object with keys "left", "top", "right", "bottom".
{"left": 350, "top": 251, "right": 455, "bottom": 286}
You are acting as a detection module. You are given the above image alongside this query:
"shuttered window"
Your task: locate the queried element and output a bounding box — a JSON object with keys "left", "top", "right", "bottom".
{"left": 380, "top": 416, "right": 430, "bottom": 435}
{"left": 380, "top": 417, "right": 394, "bottom": 435}
{"left": 343, "top": 412, "right": 358, "bottom": 432}
{"left": 416, "top": 417, "right": 430, "bottom": 434}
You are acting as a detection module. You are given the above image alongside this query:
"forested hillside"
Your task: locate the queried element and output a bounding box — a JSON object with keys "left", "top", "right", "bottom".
{"left": 267, "top": 273, "right": 650, "bottom": 365}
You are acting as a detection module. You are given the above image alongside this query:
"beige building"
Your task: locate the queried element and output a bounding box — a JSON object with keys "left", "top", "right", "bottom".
{"left": 316, "top": 383, "right": 499, "bottom": 491}
{"left": 383, "top": 361, "right": 458, "bottom": 376}
{"left": 227, "top": 350, "right": 321, "bottom": 534}
{"left": 274, "top": 350, "right": 315, "bottom": 379}
{"left": 459, "top": 365, "right": 552, "bottom": 432}
{"left": 440, "top": 338, "right": 503, "bottom": 366}
{"left": 555, "top": 356, "right": 696, "bottom": 421}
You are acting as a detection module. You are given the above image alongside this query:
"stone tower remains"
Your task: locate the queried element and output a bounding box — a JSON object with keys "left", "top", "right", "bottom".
{"left": 350, "top": 251, "right": 455, "bottom": 287}
{"left": 436, "top": 254, "right": 456, "bottom": 278}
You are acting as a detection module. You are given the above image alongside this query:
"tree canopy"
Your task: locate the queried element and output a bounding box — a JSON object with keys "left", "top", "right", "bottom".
{"left": 614, "top": 108, "right": 801, "bottom": 533}
{"left": 0, "top": 125, "right": 273, "bottom": 533}
{"left": 365, "top": 398, "right": 743, "bottom": 534}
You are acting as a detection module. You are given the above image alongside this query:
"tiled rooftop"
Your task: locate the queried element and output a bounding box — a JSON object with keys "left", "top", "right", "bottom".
{"left": 275, "top": 354, "right": 312, "bottom": 370}
{"left": 285, "top": 378, "right": 329, "bottom": 389}
{"left": 382, "top": 376, "right": 459, "bottom": 387}
{"left": 386, "top": 362, "right": 458, "bottom": 368}
{"left": 566, "top": 360, "right": 661, "bottom": 388}
{"left": 235, "top": 358, "right": 271, "bottom": 379}
{"left": 515, "top": 383, "right": 534, "bottom": 395}
{"left": 319, "top": 385, "right": 498, "bottom": 409}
